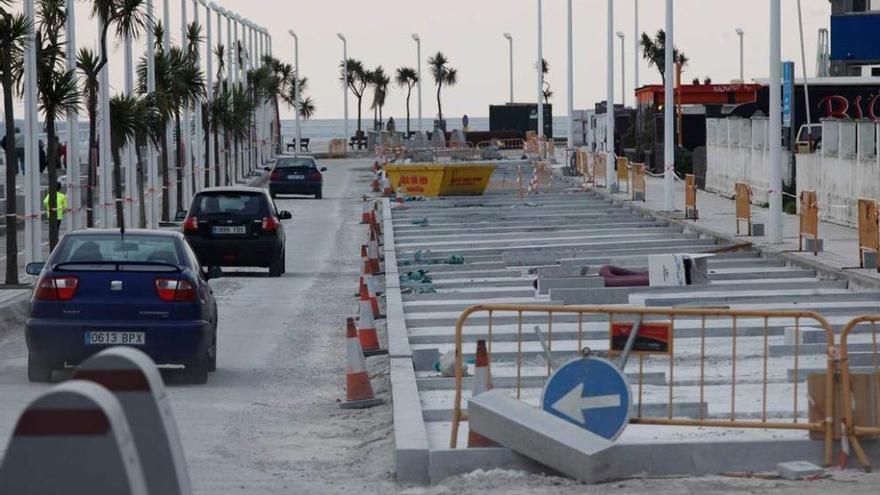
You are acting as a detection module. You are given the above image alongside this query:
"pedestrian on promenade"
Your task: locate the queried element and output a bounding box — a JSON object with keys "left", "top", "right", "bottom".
{"left": 43, "top": 181, "right": 68, "bottom": 222}
{"left": 38, "top": 140, "right": 47, "bottom": 174}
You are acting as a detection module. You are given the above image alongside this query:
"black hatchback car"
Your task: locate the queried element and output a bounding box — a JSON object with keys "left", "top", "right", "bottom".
{"left": 269, "top": 156, "right": 327, "bottom": 199}
{"left": 183, "top": 187, "right": 291, "bottom": 277}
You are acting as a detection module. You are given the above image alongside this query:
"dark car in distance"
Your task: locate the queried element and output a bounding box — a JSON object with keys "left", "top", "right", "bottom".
{"left": 183, "top": 187, "right": 291, "bottom": 277}
{"left": 268, "top": 156, "right": 327, "bottom": 199}
{"left": 25, "top": 229, "right": 219, "bottom": 384}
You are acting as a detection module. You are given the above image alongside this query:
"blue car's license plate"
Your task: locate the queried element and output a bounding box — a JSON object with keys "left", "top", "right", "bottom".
{"left": 84, "top": 331, "right": 146, "bottom": 346}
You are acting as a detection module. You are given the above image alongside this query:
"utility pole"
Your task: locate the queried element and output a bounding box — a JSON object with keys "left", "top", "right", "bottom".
{"left": 65, "top": 0, "right": 81, "bottom": 231}
{"left": 768, "top": 0, "right": 783, "bottom": 243}
{"left": 536, "top": 0, "right": 544, "bottom": 139}
{"left": 566, "top": 0, "right": 574, "bottom": 149}
{"left": 663, "top": 0, "right": 674, "bottom": 211}
{"left": 146, "top": 0, "right": 158, "bottom": 227}
{"left": 606, "top": 0, "right": 616, "bottom": 191}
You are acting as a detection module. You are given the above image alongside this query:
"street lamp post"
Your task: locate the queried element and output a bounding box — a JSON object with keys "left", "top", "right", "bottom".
{"left": 634, "top": 0, "right": 639, "bottom": 105}
{"left": 663, "top": 0, "right": 674, "bottom": 211}
{"left": 617, "top": 32, "right": 625, "bottom": 106}
{"left": 338, "top": 33, "right": 349, "bottom": 140}
{"left": 124, "top": 27, "right": 137, "bottom": 227}
{"left": 566, "top": 0, "right": 574, "bottom": 149}
{"left": 201, "top": 0, "right": 215, "bottom": 189}
{"left": 192, "top": 0, "right": 204, "bottom": 193}
{"left": 536, "top": 0, "right": 543, "bottom": 139}
{"left": 606, "top": 0, "right": 616, "bottom": 190}
{"left": 288, "top": 30, "right": 301, "bottom": 153}
{"left": 145, "top": 0, "right": 158, "bottom": 227}
{"left": 23, "top": 0, "right": 40, "bottom": 263}
{"left": 412, "top": 34, "right": 421, "bottom": 134}
{"left": 736, "top": 28, "right": 744, "bottom": 81}
{"left": 769, "top": 1, "right": 782, "bottom": 243}
{"left": 181, "top": 0, "right": 193, "bottom": 207}
{"left": 64, "top": 0, "right": 81, "bottom": 231}
{"left": 503, "top": 33, "right": 513, "bottom": 104}
{"left": 163, "top": 0, "right": 176, "bottom": 216}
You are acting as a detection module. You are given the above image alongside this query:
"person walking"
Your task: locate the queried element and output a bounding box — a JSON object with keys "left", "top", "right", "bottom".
{"left": 43, "top": 181, "right": 68, "bottom": 223}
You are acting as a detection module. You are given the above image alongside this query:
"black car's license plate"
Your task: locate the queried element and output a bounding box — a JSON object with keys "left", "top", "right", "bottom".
{"left": 212, "top": 226, "right": 246, "bottom": 235}
{"left": 84, "top": 331, "right": 146, "bottom": 346}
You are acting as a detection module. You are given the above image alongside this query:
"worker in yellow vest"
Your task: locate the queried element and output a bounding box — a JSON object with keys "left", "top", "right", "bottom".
{"left": 43, "top": 182, "right": 68, "bottom": 222}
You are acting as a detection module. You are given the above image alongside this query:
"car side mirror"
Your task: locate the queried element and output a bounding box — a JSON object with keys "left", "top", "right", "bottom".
{"left": 320, "top": 167, "right": 327, "bottom": 172}
{"left": 278, "top": 210, "right": 292, "bottom": 220}
{"left": 264, "top": 166, "right": 271, "bottom": 172}
{"left": 25, "top": 262, "right": 45, "bottom": 276}
{"left": 204, "top": 266, "right": 222, "bottom": 280}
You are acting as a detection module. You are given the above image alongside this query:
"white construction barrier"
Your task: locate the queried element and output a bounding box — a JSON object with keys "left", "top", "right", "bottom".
{"left": 0, "top": 380, "right": 148, "bottom": 494}
{"left": 72, "top": 347, "right": 191, "bottom": 495}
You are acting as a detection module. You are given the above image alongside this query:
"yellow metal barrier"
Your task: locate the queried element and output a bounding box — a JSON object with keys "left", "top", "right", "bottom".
{"left": 838, "top": 316, "right": 880, "bottom": 470}
{"left": 449, "top": 304, "right": 838, "bottom": 467}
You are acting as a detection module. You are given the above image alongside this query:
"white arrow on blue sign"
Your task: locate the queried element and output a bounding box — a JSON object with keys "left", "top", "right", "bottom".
{"left": 541, "top": 357, "right": 632, "bottom": 441}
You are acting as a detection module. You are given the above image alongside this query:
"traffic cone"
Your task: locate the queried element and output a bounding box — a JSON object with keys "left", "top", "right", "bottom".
{"left": 468, "top": 340, "right": 498, "bottom": 448}
{"left": 341, "top": 318, "right": 384, "bottom": 409}
{"left": 371, "top": 177, "right": 380, "bottom": 192}
{"left": 361, "top": 199, "right": 371, "bottom": 224}
{"left": 372, "top": 161, "right": 380, "bottom": 172}
{"left": 357, "top": 297, "right": 386, "bottom": 357}
{"left": 359, "top": 276, "right": 381, "bottom": 319}
{"left": 382, "top": 176, "right": 393, "bottom": 197}
{"left": 368, "top": 231, "right": 382, "bottom": 274}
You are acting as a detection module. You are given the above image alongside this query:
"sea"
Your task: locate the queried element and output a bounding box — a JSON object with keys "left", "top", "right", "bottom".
{"left": 279, "top": 116, "right": 572, "bottom": 142}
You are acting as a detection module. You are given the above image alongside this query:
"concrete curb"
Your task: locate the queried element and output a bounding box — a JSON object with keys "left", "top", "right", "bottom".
{"left": 578, "top": 178, "right": 880, "bottom": 293}
{"left": 384, "top": 198, "right": 430, "bottom": 483}
{"left": 0, "top": 291, "right": 30, "bottom": 340}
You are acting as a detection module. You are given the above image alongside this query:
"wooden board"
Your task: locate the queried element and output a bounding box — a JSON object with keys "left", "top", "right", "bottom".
{"left": 685, "top": 174, "right": 697, "bottom": 219}
{"left": 631, "top": 163, "right": 646, "bottom": 202}
{"left": 809, "top": 371, "right": 880, "bottom": 440}
{"left": 616, "top": 156, "right": 629, "bottom": 191}
{"left": 799, "top": 190, "right": 819, "bottom": 253}
{"left": 858, "top": 198, "right": 879, "bottom": 268}
{"left": 734, "top": 182, "right": 752, "bottom": 235}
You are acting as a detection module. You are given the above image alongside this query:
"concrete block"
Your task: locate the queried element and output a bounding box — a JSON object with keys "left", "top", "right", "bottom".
{"left": 536, "top": 265, "right": 590, "bottom": 279}
{"left": 752, "top": 223, "right": 765, "bottom": 237}
{"left": 72, "top": 348, "right": 190, "bottom": 495}
{"left": 776, "top": 461, "right": 824, "bottom": 480}
{"left": 804, "top": 237, "right": 824, "bottom": 253}
{"left": 0, "top": 381, "right": 148, "bottom": 495}
{"left": 537, "top": 276, "right": 605, "bottom": 295}
{"left": 413, "top": 348, "right": 440, "bottom": 372}
{"left": 865, "top": 251, "right": 878, "bottom": 270}
{"left": 468, "top": 390, "right": 613, "bottom": 482}
{"left": 783, "top": 327, "right": 827, "bottom": 346}
{"left": 390, "top": 358, "right": 430, "bottom": 483}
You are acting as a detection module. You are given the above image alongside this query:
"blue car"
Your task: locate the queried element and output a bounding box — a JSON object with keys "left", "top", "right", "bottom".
{"left": 25, "top": 229, "right": 218, "bottom": 384}
{"left": 268, "top": 155, "right": 327, "bottom": 199}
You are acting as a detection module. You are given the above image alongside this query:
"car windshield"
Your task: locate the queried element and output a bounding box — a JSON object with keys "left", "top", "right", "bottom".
{"left": 191, "top": 192, "right": 268, "bottom": 217}
{"left": 53, "top": 234, "right": 182, "bottom": 266}
{"left": 275, "top": 157, "right": 317, "bottom": 171}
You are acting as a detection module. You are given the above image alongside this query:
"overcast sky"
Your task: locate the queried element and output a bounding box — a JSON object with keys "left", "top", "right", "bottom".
{"left": 9, "top": 0, "right": 832, "bottom": 120}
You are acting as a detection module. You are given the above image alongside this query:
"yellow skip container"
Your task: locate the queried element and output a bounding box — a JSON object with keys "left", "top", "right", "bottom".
{"left": 385, "top": 163, "right": 496, "bottom": 197}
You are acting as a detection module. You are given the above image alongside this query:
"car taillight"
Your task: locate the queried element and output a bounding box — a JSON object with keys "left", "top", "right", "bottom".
{"left": 270, "top": 170, "right": 281, "bottom": 181}
{"left": 309, "top": 171, "right": 322, "bottom": 181}
{"left": 155, "top": 278, "right": 197, "bottom": 302}
{"left": 34, "top": 276, "right": 80, "bottom": 301}
{"left": 261, "top": 216, "right": 279, "bottom": 232}
{"left": 182, "top": 215, "right": 198, "bottom": 233}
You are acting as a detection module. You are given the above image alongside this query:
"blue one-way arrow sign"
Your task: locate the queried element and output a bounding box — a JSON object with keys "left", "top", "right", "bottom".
{"left": 541, "top": 357, "right": 632, "bottom": 441}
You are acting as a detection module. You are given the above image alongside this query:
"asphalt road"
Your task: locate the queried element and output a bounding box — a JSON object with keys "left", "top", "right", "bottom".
{"left": 0, "top": 158, "right": 398, "bottom": 494}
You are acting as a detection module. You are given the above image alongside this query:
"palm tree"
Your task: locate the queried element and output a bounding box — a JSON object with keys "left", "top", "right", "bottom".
{"left": 339, "top": 58, "right": 368, "bottom": 135}
{"left": 368, "top": 66, "right": 389, "bottom": 129}
{"left": 90, "top": 0, "right": 149, "bottom": 75}
{"left": 76, "top": 47, "right": 100, "bottom": 228}
{"left": 395, "top": 67, "right": 418, "bottom": 135}
{"left": 427, "top": 52, "right": 457, "bottom": 130}
{"left": 0, "top": 5, "right": 30, "bottom": 284}
{"left": 261, "top": 54, "right": 291, "bottom": 155}
{"left": 541, "top": 58, "right": 552, "bottom": 104}
{"left": 132, "top": 94, "right": 159, "bottom": 227}
{"left": 108, "top": 94, "right": 140, "bottom": 227}
{"left": 298, "top": 96, "right": 316, "bottom": 120}
{"left": 36, "top": 0, "right": 80, "bottom": 251}
{"left": 640, "top": 29, "right": 689, "bottom": 84}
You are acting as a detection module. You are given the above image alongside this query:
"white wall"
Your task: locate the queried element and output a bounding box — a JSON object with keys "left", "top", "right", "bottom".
{"left": 796, "top": 119, "right": 880, "bottom": 227}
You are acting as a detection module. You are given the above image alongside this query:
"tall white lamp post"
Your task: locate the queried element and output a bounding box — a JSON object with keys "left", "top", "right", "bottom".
{"left": 412, "top": 34, "right": 422, "bottom": 133}
{"left": 503, "top": 33, "right": 513, "bottom": 103}
{"left": 736, "top": 28, "right": 745, "bottom": 81}
{"left": 338, "top": 33, "right": 349, "bottom": 139}
{"left": 288, "top": 30, "right": 301, "bottom": 153}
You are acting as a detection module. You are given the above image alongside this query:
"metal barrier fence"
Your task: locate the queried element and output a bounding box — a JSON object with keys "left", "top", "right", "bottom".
{"left": 449, "top": 304, "right": 838, "bottom": 466}
{"left": 839, "top": 315, "right": 880, "bottom": 470}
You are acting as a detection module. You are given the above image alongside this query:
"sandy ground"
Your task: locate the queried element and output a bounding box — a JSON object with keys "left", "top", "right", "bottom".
{"left": 1, "top": 157, "right": 880, "bottom": 493}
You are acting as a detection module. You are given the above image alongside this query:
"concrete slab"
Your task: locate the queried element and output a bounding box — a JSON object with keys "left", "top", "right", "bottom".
{"left": 391, "top": 358, "right": 430, "bottom": 483}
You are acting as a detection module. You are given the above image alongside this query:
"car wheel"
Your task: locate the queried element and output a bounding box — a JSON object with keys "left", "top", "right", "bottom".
{"left": 208, "top": 335, "right": 217, "bottom": 372}
{"left": 315, "top": 190, "right": 323, "bottom": 199}
{"left": 27, "top": 353, "right": 53, "bottom": 383}
{"left": 269, "top": 254, "right": 284, "bottom": 277}
{"left": 186, "top": 354, "right": 209, "bottom": 384}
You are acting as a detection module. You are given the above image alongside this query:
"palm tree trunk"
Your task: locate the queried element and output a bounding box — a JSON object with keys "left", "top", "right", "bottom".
{"left": 2, "top": 64, "right": 19, "bottom": 285}
{"left": 160, "top": 128, "right": 170, "bottom": 222}
{"left": 356, "top": 95, "right": 363, "bottom": 134}
{"left": 46, "top": 119, "right": 59, "bottom": 252}
{"left": 437, "top": 80, "right": 444, "bottom": 127}
{"left": 87, "top": 107, "right": 97, "bottom": 228}
{"left": 274, "top": 97, "right": 282, "bottom": 155}
{"left": 111, "top": 145, "right": 124, "bottom": 229}
{"left": 175, "top": 113, "right": 183, "bottom": 212}
{"left": 135, "top": 141, "right": 146, "bottom": 228}
{"left": 405, "top": 88, "right": 412, "bottom": 135}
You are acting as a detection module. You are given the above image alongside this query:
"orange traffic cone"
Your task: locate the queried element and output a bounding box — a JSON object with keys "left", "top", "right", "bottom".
{"left": 382, "top": 176, "right": 394, "bottom": 197}
{"left": 371, "top": 177, "right": 380, "bottom": 192}
{"left": 361, "top": 199, "right": 371, "bottom": 224}
{"left": 468, "top": 340, "right": 498, "bottom": 448}
{"left": 359, "top": 276, "right": 381, "bottom": 319}
{"left": 341, "top": 318, "right": 384, "bottom": 409}
{"left": 368, "top": 231, "right": 382, "bottom": 274}
{"left": 372, "top": 161, "right": 380, "bottom": 172}
{"left": 357, "top": 296, "right": 381, "bottom": 353}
